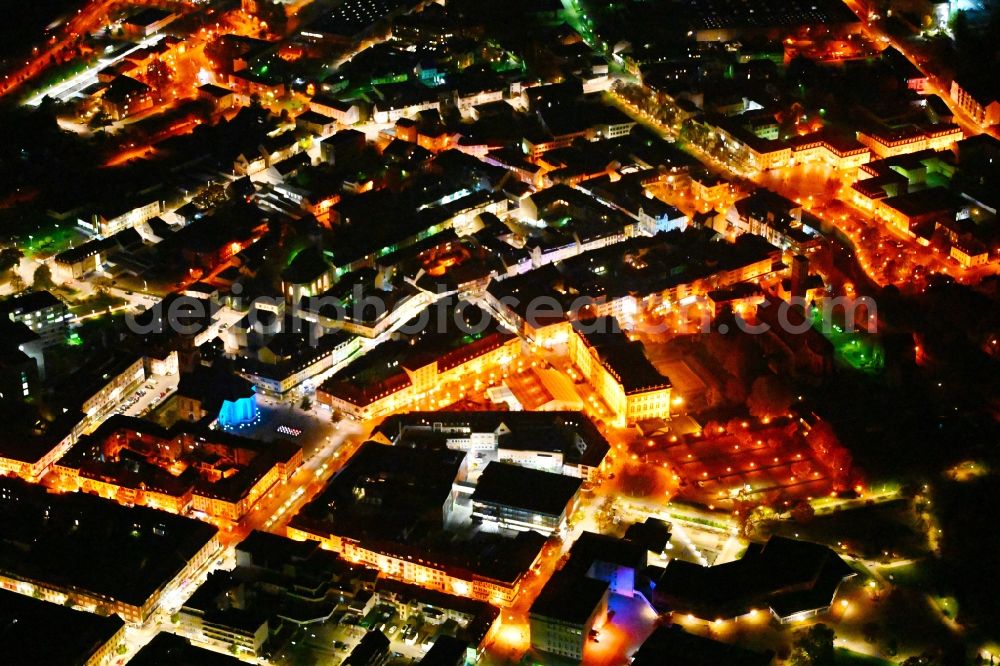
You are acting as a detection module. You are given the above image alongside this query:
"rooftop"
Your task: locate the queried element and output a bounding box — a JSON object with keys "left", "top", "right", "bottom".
{"left": 123, "top": 8, "right": 174, "bottom": 28}
{"left": 652, "top": 536, "right": 855, "bottom": 619}
{"left": 291, "top": 443, "right": 546, "bottom": 585}
{"left": 176, "top": 363, "right": 257, "bottom": 415}
{"left": 345, "top": 630, "right": 390, "bottom": 665}
{"left": 632, "top": 626, "right": 773, "bottom": 666}
{"left": 0, "top": 477, "right": 218, "bottom": 608}
{"left": 0, "top": 587, "right": 125, "bottom": 666}
{"left": 130, "top": 633, "right": 240, "bottom": 665}
{"left": 294, "top": 440, "right": 465, "bottom": 543}
{"left": 282, "top": 246, "right": 333, "bottom": 285}
{"left": 420, "top": 635, "right": 469, "bottom": 665}
{"left": 529, "top": 570, "right": 608, "bottom": 625}
{"left": 564, "top": 530, "right": 647, "bottom": 574}
{"left": 574, "top": 318, "right": 672, "bottom": 394}
{"left": 883, "top": 186, "right": 957, "bottom": 219}
{"left": 198, "top": 83, "right": 233, "bottom": 99}
{"left": 57, "top": 415, "right": 301, "bottom": 507}
{"left": 471, "top": 461, "right": 582, "bottom": 517}
{"left": 103, "top": 75, "right": 150, "bottom": 104}
{"left": 0, "top": 290, "right": 64, "bottom": 317}
{"left": 0, "top": 399, "right": 83, "bottom": 466}
{"left": 374, "top": 410, "right": 610, "bottom": 469}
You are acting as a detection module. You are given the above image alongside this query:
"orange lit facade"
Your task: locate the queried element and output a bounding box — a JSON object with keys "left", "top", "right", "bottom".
{"left": 192, "top": 449, "right": 302, "bottom": 521}
{"left": 821, "top": 142, "right": 871, "bottom": 170}
{"left": 567, "top": 329, "right": 672, "bottom": 426}
{"left": 318, "top": 333, "right": 522, "bottom": 421}
{"left": 857, "top": 125, "right": 963, "bottom": 159}
{"left": 688, "top": 173, "right": 730, "bottom": 202}
{"left": 86, "top": 622, "right": 128, "bottom": 666}
{"left": 0, "top": 421, "right": 83, "bottom": 483}
{"left": 83, "top": 199, "right": 164, "bottom": 238}
{"left": 0, "top": 534, "right": 220, "bottom": 624}
{"left": 568, "top": 249, "right": 778, "bottom": 325}
{"left": 81, "top": 356, "right": 147, "bottom": 426}
{"left": 489, "top": 245, "right": 779, "bottom": 347}
{"left": 304, "top": 192, "right": 342, "bottom": 223}
{"left": 949, "top": 239, "right": 990, "bottom": 267}
{"left": 950, "top": 80, "right": 1000, "bottom": 128}
{"left": 284, "top": 527, "right": 540, "bottom": 608}
{"left": 747, "top": 142, "right": 792, "bottom": 171}
{"left": 54, "top": 422, "right": 303, "bottom": 524}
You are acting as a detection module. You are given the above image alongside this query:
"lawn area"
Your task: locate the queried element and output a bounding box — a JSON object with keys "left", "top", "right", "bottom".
{"left": 20, "top": 221, "right": 89, "bottom": 259}
{"left": 68, "top": 291, "right": 127, "bottom": 317}
{"left": 809, "top": 305, "right": 884, "bottom": 373}
{"left": 145, "top": 395, "right": 183, "bottom": 429}
{"left": 835, "top": 648, "right": 894, "bottom": 666}
{"left": 876, "top": 561, "right": 932, "bottom": 589}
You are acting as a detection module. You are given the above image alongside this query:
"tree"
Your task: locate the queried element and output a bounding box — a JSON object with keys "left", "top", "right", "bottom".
{"left": 0, "top": 247, "right": 22, "bottom": 274}
{"left": 747, "top": 375, "right": 794, "bottom": 419}
{"left": 256, "top": 0, "right": 288, "bottom": 35}
{"left": 740, "top": 505, "right": 776, "bottom": 538}
{"left": 791, "top": 624, "right": 835, "bottom": 666}
{"left": 723, "top": 376, "right": 748, "bottom": 405}
{"left": 33, "top": 263, "right": 54, "bottom": 290}
{"left": 791, "top": 499, "right": 815, "bottom": 523}
{"left": 89, "top": 109, "right": 111, "bottom": 128}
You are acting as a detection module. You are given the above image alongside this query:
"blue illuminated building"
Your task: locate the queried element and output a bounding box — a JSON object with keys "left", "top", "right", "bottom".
{"left": 218, "top": 391, "right": 259, "bottom": 428}
{"left": 177, "top": 362, "right": 261, "bottom": 430}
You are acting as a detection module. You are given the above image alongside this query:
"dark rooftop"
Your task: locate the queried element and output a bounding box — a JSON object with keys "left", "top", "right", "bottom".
{"left": 632, "top": 626, "right": 773, "bottom": 666}
{"left": 653, "top": 536, "right": 855, "bottom": 619}
{"left": 529, "top": 570, "right": 608, "bottom": 625}
{"left": 574, "top": 318, "right": 672, "bottom": 394}
{"left": 0, "top": 477, "right": 218, "bottom": 608}
{"left": 282, "top": 246, "right": 333, "bottom": 285}
{"left": 291, "top": 443, "right": 547, "bottom": 585}
{"left": 564, "top": 531, "right": 647, "bottom": 575}
{"left": 344, "top": 630, "right": 390, "bottom": 666}
{"left": 0, "top": 587, "right": 125, "bottom": 666}
{"left": 58, "top": 415, "right": 301, "bottom": 507}
{"left": 295, "top": 440, "right": 464, "bottom": 543}
{"left": 103, "top": 75, "right": 150, "bottom": 104}
{"left": 123, "top": 7, "right": 174, "bottom": 27}
{"left": 130, "top": 632, "right": 240, "bottom": 665}
{"left": 176, "top": 362, "right": 256, "bottom": 415}
{"left": 0, "top": 399, "right": 84, "bottom": 465}
{"left": 0, "top": 290, "right": 63, "bottom": 317}
{"left": 420, "top": 635, "right": 469, "bottom": 665}
{"left": 236, "top": 529, "right": 319, "bottom": 569}
{"left": 374, "top": 410, "right": 610, "bottom": 469}
{"left": 471, "top": 461, "right": 582, "bottom": 518}
{"left": 198, "top": 83, "right": 233, "bottom": 99}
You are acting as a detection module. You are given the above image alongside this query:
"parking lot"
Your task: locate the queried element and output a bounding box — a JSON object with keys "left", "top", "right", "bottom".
{"left": 120, "top": 373, "right": 179, "bottom": 419}
{"left": 644, "top": 419, "right": 840, "bottom": 512}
